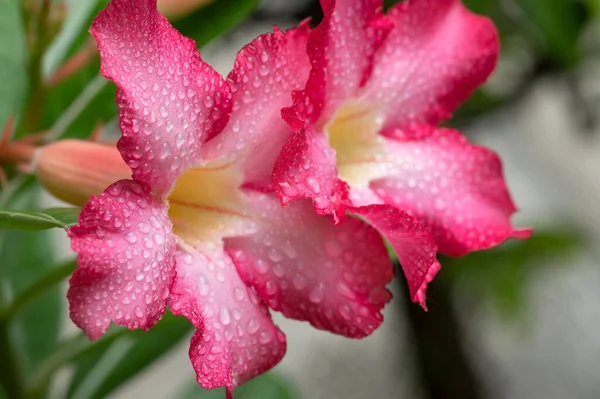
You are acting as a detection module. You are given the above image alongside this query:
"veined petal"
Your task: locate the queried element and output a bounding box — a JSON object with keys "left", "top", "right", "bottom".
{"left": 363, "top": 0, "right": 498, "bottom": 138}
{"left": 349, "top": 205, "right": 438, "bottom": 307}
{"left": 91, "top": 0, "right": 232, "bottom": 195}
{"left": 370, "top": 128, "right": 531, "bottom": 256}
{"left": 202, "top": 24, "right": 311, "bottom": 190}
{"left": 273, "top": 125, "right": 349, "bottom": 221}
{"left": 67, "top": 180, "right": 176, "bottom": 340}
{"left": 169, "top": 244, "right": 286, "bottom": 393}
{"left": 286, "top": 0, "right": 391, "bottom": 125}
{"left": 225, "top": 194, "right": 394, "bottom": 338}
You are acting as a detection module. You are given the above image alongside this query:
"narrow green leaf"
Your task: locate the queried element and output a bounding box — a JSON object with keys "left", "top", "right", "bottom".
{"left": 0, "top": 0, "right": 27, "bottom": 129}
{"left": 64, "top": 312, "right": 192, "bottom": 399}
{"left": 0, "top": 207, "right": 79, "bottom": 230}
{"left": 173, "top": 0, "right": 261, "bottom": 48}
{"left": 514, "top": 0, "right": 587, "bottom": 67}
{"left": 42, "top": 207, "right": 81, "bottom": 227}
{"left": 28, "top": 327, "right": 131, "bottom": 398}
{"left": 43, "top": 0, "right": 108, "bottom": 77}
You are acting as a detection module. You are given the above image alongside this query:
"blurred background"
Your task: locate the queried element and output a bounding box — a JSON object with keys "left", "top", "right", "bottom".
{"left": 1, "top": 0, "right": 600, "bottom": 398}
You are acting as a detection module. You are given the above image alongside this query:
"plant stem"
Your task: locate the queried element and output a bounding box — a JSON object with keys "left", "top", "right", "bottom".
{"left": 3, "top": 259, "right": 77, "bottom": 322}
{"left": 0, "top": 319, "right": 25, "bottom": 399}
{"left": 398, "top": 266, "right": 484, "bottom": 399}
{"left": 44, "top": 74, "right": 108, "bottom": 143}
{"left": 21, "top": 0, "right": 52, "bottom": 136}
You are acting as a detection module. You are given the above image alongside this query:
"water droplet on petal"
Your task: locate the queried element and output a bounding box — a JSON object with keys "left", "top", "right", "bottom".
{"left": 325, "top": 240, "right": 343, "bottom": 257}
{"left": 219, "top": 308, "right": 231, "bottom": 325}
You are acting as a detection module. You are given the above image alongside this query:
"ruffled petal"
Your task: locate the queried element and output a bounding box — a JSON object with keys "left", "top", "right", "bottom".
{"left": 202, "top": 24, "right": 311, "bottom": 191}
{"left": 225, "top": 194, "right": 394, "bottom": 338}
{"left": 67, "top": 180, "right": 176, "bottom": 340}
{"left": 286, "top": 0, "right": 391, "bottom": 125}
{"left": 363, "top": 0, "right": 498, "bottom": 138}
{"left": 169, "top": 244, "right": 286, "bottom": 392}
{"left": 349, "top": 205, "right": 438, "bottom": 307}
{"left": 273, "top": 125, "right": 349, "bottom": 221}
{"left": 91, "top": 0, "right": 231, "bottom": 194}
{"left": 369, "top": 128, "right": 531, "bottom": 256}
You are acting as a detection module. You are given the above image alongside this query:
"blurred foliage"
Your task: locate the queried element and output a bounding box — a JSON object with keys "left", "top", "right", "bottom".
{"left": 69, "top": 312, "right": 192, "bottom": 399}
{"left": 66, "top": 313, "right": 192, "bottom": 399}
{"left": 0, "top": 182, "right": 60, "bottom": 398}
{"left": 0, "top": 0, "right": 27, "bottom": 132}
{"left": 441, "top": 229, "right": 583, "bottom": 320}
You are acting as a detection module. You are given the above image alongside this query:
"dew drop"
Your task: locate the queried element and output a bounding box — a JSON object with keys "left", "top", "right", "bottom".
{"left": 309, "top": 283, "right": 325, "bottom": 304}
{"left": 125, "top": 232, "right": 138, "bottom": 244}
{"left": 324, "top": 240, "right": 343, "bottom": 257}
{"left": 234, "top": 287, "right": 245, "bottom": 301}
{"left": 259, "top": 331, "right": 272, "bottom": 344}
{"left": 292, "top": 274, "right": 308, "bottom": 290}
{"left": 219, "top": 308, "right": 231, "bottom": 325}
{"left": 306, "top": 177, "right": 320, "bottom": 194}
{"left": 247, "top": 318, "right": 259, "bottom": 334}
{"left": 339, "top": 305, "right": 352, "bottom": 321}
{"left": 337, "top": 282, "right": 357, "bottom": 300}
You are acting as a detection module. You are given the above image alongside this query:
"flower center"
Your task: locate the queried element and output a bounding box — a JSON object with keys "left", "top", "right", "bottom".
{"left": 325, "top": 100, "right": 388, "bottom": 188}
{"left": 167, "top": 159, "right": 252, "bottom": 243}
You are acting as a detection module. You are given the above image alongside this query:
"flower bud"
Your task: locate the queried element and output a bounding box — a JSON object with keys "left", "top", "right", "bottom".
{"left": 35, "top": 140, "right": 131, "bottom": 207}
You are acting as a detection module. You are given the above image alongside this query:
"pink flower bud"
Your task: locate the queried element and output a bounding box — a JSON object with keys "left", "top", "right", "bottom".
{"left": 35, "top": 140, "right": 130, "bottom": 206}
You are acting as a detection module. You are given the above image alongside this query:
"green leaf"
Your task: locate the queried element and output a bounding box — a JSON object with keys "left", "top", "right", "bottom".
{"left": 43, "top": 0, "right": 108, "bottom": 78}
{"left": 66, "top": 312, "right": 192, "bottom": 399}
{"left": 0, "top": 207, "right": 80, "bottom": 230}
{"left": 513, "top": 0, "right": 587, "bottom": 67}
{"left": 0, "top": 184, "right": 61, "bottom": 388}
{"left": 41, "top": 207, "right": 81, "bottom": 227}
{"left": 179, "top": 372, "right": 300, "bottom": 399}
{"left": 28, "top": 327, "right": 131, "bottom": 398}
{"left": 0, "top": 0, "right": 27, "bottom": 129}
{"left": 172, "top": 0, "right": 261, "bottom": 48}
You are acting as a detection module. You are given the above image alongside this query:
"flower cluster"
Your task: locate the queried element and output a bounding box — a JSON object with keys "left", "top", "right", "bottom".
{"left": 62, "top": 0, "right": 529, "bottom": 396}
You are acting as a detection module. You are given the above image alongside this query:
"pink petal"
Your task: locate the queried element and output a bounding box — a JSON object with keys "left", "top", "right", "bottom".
{"left": 363, "top": 0, "right": 498, "bottom": 138}
{"left": 67, "top": 180, "right": 176, "bottom": 340}
{"left": 412, "top": 259, "right": 441, "bottom": 311}
{"left": 273, "top": 125, "right": 350, "bottom": 222}
{"left": 290, "top": 0, "right": 391, "bottom": 125}
{"left": 370, "top": 128, "right": 531, "bottom": 256}
{"left": 91, "top": 0, "right": 231, "bottom": 194}
{"left": 169, "top": 245, "right": 286, "bottom": 392}
{"left": 225, "top": 194, "right": 394, "bottom": 338}
{"left": 202, "top": 24, "right": 311, "bottom": 191}
{"left": 349, "top": 204, "right": 438, "bottom": 307}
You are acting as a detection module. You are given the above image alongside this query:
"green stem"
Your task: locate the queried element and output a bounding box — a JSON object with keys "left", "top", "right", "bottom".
{"left": 0, "top": 319, "right": 25, "bottom": 399}
{"left": 3, "top": 259, "right": 76, "bottom": 322}
{"left": 44, "top": 74, "right": 108, "bottom": 142}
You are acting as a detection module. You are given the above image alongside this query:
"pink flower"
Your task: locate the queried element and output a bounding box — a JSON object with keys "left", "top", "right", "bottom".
{"left": 66, "top": 0, "right": 431, "bottom": 394}
{"left": 273, "top": 0, "right": 532, "bottom": 305}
